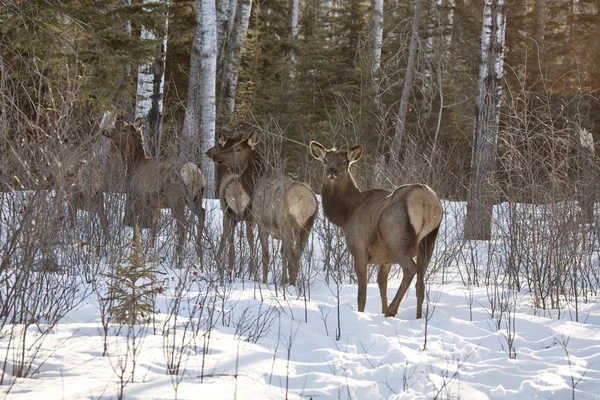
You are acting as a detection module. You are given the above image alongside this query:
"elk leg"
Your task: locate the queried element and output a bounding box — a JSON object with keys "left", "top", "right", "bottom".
{"left": 227, "top": 220, "right": 236, "bottom": 278}
{"left": 415, "top": 263, "right": 425, "bottom": 319}
{"left": 95, "top": 194, "right": 110, "bottom": 241}
{"left": 218, "top": 214, "right": 230, "bottom": 261}
{"left": 386, "top": 255, "right": 418, "bottom": 317}
{"left": 67, "top": 199, "right": 78, "bottom": 227}
{"left": 149, "top": 207, "right": 160, "bottom": 248}
{"left": 352, "top": 249, "right": 368, "bottom": 312}
{"left": 245, "top": 221, "right": 256, "bottom": 279}
{"left": 280, "top": 242, "right": 289, "bottom": 285}
{"left": 258, "top": 228, "right": 270, "bottom": 284}
{"left": 378, "top": 264, "right": 391, "bottom": 314}
{"left": 132, "top": 196, "right": 145, "bottom": 245}
{"left": 172, "top": 201, "right": 187, "bottom": 265}
{"left": 194, "top": 206, "right": 205, "bottom": 257}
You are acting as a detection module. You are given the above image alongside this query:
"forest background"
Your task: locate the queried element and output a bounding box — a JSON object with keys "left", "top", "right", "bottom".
{"left": 1, "top": 0, "right": 599, "bottom": 240}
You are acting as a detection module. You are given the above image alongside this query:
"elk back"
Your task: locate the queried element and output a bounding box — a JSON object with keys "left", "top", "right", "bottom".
{"left": 252, "top": 179, "right": 318, "bottom": 239}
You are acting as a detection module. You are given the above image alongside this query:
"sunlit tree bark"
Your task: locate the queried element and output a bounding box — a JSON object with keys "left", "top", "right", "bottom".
{"left": 464, "top": 0, "right": 506, "bottom": 240}
{"left": 135, "top": 0, "right": 168, "bottom": 158}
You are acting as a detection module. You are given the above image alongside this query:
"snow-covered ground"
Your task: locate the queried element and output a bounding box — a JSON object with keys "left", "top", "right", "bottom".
{"left": 1, "top": 198, "right": 600, "bottom": 399}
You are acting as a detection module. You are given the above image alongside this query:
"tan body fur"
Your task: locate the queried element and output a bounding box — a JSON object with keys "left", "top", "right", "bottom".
{"left": 311, "top": 142, "right": 443, "bottom": 318}
{"left": 104, "top": 118, "right": 206, "bottom": 259}
{"left": 207, "top": 133, "right": 317, "bottom": 285}
{"left": 252, "top": 178, "right": 318, "bottom": 284}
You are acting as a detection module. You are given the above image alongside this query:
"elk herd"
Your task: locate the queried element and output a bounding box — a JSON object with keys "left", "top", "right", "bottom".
{"left": 38, "top": 117, "right": 444, "bottom": 319}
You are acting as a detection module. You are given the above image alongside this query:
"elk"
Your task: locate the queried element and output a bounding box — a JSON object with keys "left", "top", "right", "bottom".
{"left": 207, "top": 132, "right": 317, "bottom": 285}
{"left": 60, "top": 150, "right": 111, "bottom": 240}
{"left": 103, "top": 118, "right": 206, "bottom": 258}
{"left": 310, "top": 142, "right": 443, "bottom": 318}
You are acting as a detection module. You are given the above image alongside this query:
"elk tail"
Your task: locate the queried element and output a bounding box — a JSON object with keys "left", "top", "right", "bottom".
{"left": 417, "top": 226, "right": 439, "bottom": 273}
{"left": 180, "top": 163, "right": 206, "bottom": 204}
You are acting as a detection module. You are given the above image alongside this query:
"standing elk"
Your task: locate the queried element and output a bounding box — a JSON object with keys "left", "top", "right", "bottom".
{"left": 59, "top": 150, "right": 111, "bottom": 240}
{"left": 103, "top": 118, "right": 206, "bottom": 259}
{"left": 310, "top": 142, "right": 443, "bottom": 318}
{"left": 207, "top": 132, "right": 317, "bottom": 285}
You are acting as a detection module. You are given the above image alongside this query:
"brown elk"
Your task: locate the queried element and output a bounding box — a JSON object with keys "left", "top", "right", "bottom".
{"left": 103, "top": 118, "right": 206, "bottom": 257}
{"left": 59, "top": 149, "right": 111, "bottom": 239}
{"left": 207, "top": 132, "right": 317, "bottom": 285}
{"left": 310, "top": 142, "right": 443, "bottom": 318}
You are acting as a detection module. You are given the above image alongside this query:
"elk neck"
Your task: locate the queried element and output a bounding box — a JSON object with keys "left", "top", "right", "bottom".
{"left": 231, "top": 149, "right": 264, "bottom": 197}
{"left": 320, "top": 173, "right": 362, "bottom": 228}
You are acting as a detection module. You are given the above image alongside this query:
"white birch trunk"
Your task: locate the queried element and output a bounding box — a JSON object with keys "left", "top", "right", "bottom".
{"left": 182, "top": 0, "right": 217, "bottom": 198}
{"left": 217, "top": 0, "right": 252, "bottom": 132}
{"left": 289, "top": 0, "right": 299, "bottom": 79}
{"left": 464, "top": 0, "right": 506, "bottom": 240}
{"left": 578, "top": 128, "right": 596, "bottom": 222}
{"left": 389, "top": 0, "right": 423, "bottom": 167}
{"left": 369, "top": 0, "right": 383, "bottom": 93}
{"left": 216, "top": 0, "right": 234, "bottom": 63}
{"left": 135, "top": 0, "right": 168, "bottom": 158}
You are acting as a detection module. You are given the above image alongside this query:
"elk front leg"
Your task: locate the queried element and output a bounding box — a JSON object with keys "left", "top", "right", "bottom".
{"left": 245, "top": 221, "right": 256, "bottom": 279}
{"left": 378, "top": 264, "right": 391, "bottom": 315}
{"left": 194, "top": 206, "right": 205, "bottom": 257}
{"left": 258, "top": 228, "right": 270, "bottom": 284}
{"left": 352, "top": 249, "right": 368, "bottom": 312}
{"left": 149, "top": 207, "right": 160, "bottom": 248}
{"left": 172, "top": 201, "right": 187, "bottom": 266}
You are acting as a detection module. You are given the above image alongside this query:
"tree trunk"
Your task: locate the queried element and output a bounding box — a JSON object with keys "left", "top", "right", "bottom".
{"left": 216, "top": 0, "right": 239, "bottom": 65}
{"left": 182, "top": 0, "right": 218, "bottom": 198}
{"left": 289, "top": 0, "right": 299, "bottom": 79}
{"left": 135, "top": 0, "right": 168, "bottom": 158}
{"left": 464, "top": 0, "right": 506, "bottom": 240}
{"left": 389, "top": 0, "right": 423, "bottom": 167}
{"left": 217, "top": 0, "right": 252, "bottom": 133}
{"left": 578, "top": 128, "right": 596, "bottom": 223}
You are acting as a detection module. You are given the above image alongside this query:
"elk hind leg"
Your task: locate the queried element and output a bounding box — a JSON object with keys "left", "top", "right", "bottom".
{"left": 194, "top": 205, "right": 205, "bottom": 257}
{"left": 385, "top": 244, "right": 418, "bottom": 318}
{"left": 378, "top": 264, "right": 391, "bottom": 314}
{"left": 258, "top": 228, "right": 270, "bottom": 284}
{"left": 416, "top": 228, "right": 439, "bottom": 319}
{"left": 172, "top": 200, "right": 187, "bottom": 266}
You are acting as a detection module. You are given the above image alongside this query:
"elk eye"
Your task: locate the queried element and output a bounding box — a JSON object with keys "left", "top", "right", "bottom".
{"left": 234, "top": 147, "right": 241, "bottom": 153}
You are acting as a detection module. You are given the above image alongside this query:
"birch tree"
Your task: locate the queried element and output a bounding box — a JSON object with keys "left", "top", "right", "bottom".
{"left": 578, "top": 128, "right": 596, "bottom": 223}
{"left": 389, "top": 0, "right": 423, "bottom": 167}
{"left": 464, "top": 0, "right": 506, "bottom": 240}
{"left": 135, "top": 0, "right": 168, "bottom": 158}
{"left": 289, "top": 0, "right": 299, "bottom": 79}
{"left": 217, "top": 0, "right": 252, "bottom": 133}
{"left": 182, "top": 0, "right": 217, "bottom": 197}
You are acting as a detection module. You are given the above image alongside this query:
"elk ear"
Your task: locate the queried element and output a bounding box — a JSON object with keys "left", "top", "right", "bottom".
{"left": 247, "top": 132, "right": 260, "bottom": 149}
{"left": 133, "top": 117, "right": 143, "bottom": 135}
{"left": 217, "top": 132, "right": 227, "bottom": 147}
{"left": 347, "top": 145, "right": 363, "bottom": 164}
{"left": 310, "top": 141, "right": 327, "bottom": 161}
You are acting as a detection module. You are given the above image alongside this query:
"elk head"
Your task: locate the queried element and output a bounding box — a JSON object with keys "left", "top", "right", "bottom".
{"left": 206, "top": 132, "right": 260, "bottom": 174}
{"left": 310, "top": 141, "right": 363, "bottom": 187}
{"left": 103, "top": 117, "right": 148, "bottom": 170}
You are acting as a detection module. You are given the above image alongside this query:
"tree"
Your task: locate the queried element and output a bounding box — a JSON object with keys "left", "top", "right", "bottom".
{"left": 389, "top": 0, "right": 423, "bottom": 167}
{"left": 289, "top": 0, "right": 299, "bottom": 79}
{"left": 464, "top": 0, "right": 507, "bottom": 240}
{"left": 135, "top": 0, "right": 169, "bottom": 158}
{"left": 217, "top": 0, "right": 253, "bottom": 133}
{"left": 182, "top": 0, "right": 218, "bottom": 197}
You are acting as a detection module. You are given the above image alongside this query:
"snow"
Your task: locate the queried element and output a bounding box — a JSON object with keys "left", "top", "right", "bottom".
{"left": 2, "top": 197, "right": 600, "bottom": 399}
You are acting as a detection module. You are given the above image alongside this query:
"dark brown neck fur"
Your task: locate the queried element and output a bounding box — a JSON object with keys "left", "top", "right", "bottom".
{"left": 321, "top": 173, "right": 362, "bottom": 228}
